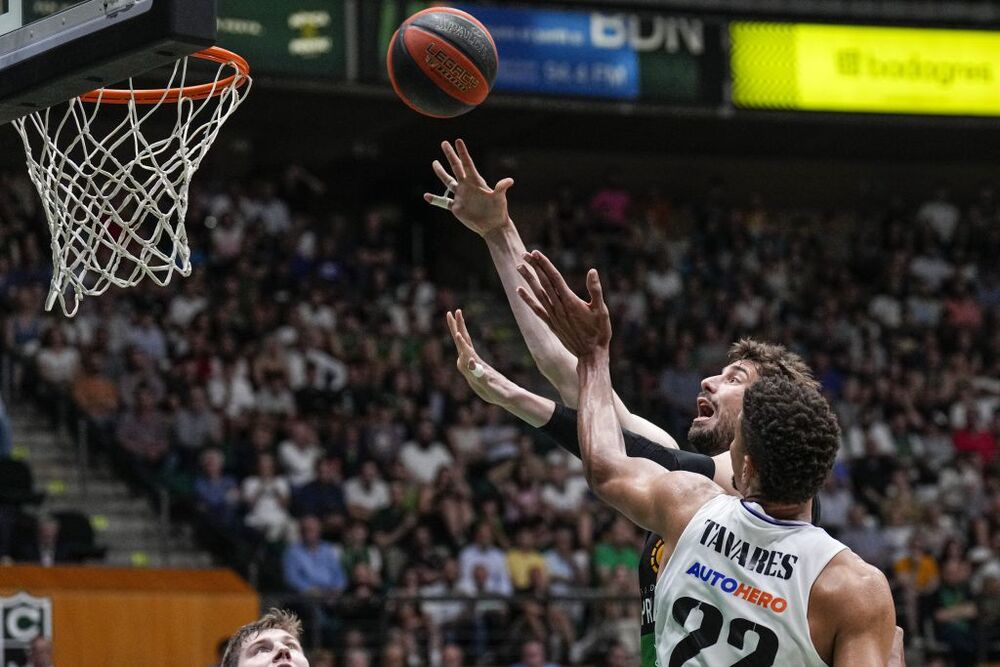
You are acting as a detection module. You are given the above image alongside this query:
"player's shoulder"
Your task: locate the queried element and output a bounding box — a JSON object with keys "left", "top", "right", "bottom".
{"left": 660, "top": 470, "right": 724, "bottom": 511}
{"left": 654, "top": 470, "right": 725, "bottom": 537}
{"left": 811, "top": 549, "right": 893, "bottom": 623}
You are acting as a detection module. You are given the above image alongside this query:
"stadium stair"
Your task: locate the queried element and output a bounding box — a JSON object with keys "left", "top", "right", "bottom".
{"left": 8, "top": 402, "right": 213, "bottom": 568}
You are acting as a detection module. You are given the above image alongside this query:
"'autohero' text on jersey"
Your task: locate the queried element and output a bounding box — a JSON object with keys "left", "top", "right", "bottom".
{"left": 699, "top": 518, "right": 799, "bottom": 579}
{"left": 685, "top": 561, "right": 789, "bottom": 614}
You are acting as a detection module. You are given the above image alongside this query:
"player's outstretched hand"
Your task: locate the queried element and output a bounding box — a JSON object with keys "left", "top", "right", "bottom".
{"left": 516, "top": 250, "right": 612, "bottom": 359}
{"left": 424, "top": 139, "right": 514, "bottom": 237}
{"left": 446, "top": 309, "right": 514, "bottom": 407}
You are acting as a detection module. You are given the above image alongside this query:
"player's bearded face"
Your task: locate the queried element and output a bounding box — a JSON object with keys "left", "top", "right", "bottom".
{"left": 688, "top": 400, "right": 741, "bottom": 455}
{"left": 687, "top": 362, "right": 756, "bottom": 455}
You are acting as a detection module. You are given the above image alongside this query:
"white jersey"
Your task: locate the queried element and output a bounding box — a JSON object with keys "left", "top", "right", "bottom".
{"left": 654, "top": 494, "right": 847, "bottom": 667}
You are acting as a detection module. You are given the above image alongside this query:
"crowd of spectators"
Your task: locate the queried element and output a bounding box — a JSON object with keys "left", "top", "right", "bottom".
{"left": 0, "top": 159, "right": 998, "bottom": 666}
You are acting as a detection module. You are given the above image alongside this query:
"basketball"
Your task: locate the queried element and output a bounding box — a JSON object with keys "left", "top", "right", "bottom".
{"left": 387, "top": 7, "right": 498, "bottom": 118}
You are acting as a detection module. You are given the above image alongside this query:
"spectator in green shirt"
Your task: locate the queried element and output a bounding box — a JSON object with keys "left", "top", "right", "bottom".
{"left": 593, "top": 517, "right": 640, "bottom": 584}
{"left": 934, "top": 559, "right": 978, "bottom": 667}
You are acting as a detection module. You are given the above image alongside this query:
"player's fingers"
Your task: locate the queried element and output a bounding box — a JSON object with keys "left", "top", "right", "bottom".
{"left": 446, "top": 311, "right": 462, "bottom": 349}
{"left": 455, "top": 309, "right": 476, "bottom": 350}
{"left": 528, "top": 250, "right": 578, "bottom": 306}
{"left": 452, "top": 313, "right": 477, "bottom": 358}
{"left": 455, "top": 139, "right": 485, "bottom": 183}
{"left": 432, "top": 160, "right": 457, "bottom": 190}
{"left": 517, "top": 263, "right": 554, "bottom": 312}
{"left": 523, "top": 254, "right": 568, "bottom": 316}
{"left": 586, "top": 268, "right": 606, "bottom": 309}
{"left": 494, "top": 177, "right": 515, "bottom": 194}
{"left": 449, "top": 312, "right": 488, "bottom": 381}
{"left": 517, "top": 286, "right": 554, "bottom": 327}
{"left": 441, "top": 141, "right": 467, "bottom": 181}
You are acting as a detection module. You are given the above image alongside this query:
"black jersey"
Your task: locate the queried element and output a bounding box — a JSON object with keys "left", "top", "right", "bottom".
{"left": 639, "top": 531, "right": 663, "bottom": 667}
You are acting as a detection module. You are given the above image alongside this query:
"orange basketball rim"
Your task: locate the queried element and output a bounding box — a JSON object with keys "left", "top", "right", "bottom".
{"left": 80, "top": 46, "right": 250, "bottom": 104}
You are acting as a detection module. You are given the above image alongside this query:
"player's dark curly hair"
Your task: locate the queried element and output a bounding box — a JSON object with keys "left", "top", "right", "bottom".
{"left": 729, "top": 338, "right": 820, "bottom": 391}
{"left": 741, "top": 376, "right": 840, "bottom": 504}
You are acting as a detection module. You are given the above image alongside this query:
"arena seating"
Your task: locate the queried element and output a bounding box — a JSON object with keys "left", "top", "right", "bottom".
{"left": 0, "top": 162, "right": 997, "bottom": 666}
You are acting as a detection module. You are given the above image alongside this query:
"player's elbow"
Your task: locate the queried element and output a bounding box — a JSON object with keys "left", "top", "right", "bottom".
{"left": 834, "top": 566, "right": 896, "bottom": 665}
{"left": 585, "top": 461, "right": 628, "bottom": 498}
{"left": 532, "top": 347, "right": 577, "bottom": 385}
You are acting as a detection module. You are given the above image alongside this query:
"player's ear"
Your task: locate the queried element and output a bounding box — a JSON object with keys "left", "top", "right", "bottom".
{"left": 740, "top": 453, "right": 756, "bottom": 491}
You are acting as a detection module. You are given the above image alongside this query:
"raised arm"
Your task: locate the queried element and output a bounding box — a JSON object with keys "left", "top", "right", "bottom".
{"left": 427, "top": 140, "right": 677, "bottom": 449}
{"left": 575, "top": 339, "right": 718, "bottom": 539}
{"left": 446, "top": 309, "right": 555, "bottom": 428}
{"left": 447, "top": 309, "right": 728, "bottom": 490}
{"left": 515, "top": 254, "right": 718, "bottom": 540}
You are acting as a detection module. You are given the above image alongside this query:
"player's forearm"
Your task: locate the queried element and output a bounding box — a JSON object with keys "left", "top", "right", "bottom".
{"left": 468, "top": 359, "right": 555, "bottom": 428}
{"left": 485, "top": 224, "right": 679, "bottom": 449}
{"left": 576, "top": 349, "right": 630, "bottom": 488}
{"left": 483, "top": 222, "right": 581, "bottom": 403}
{"left": 540, "top": 403, "right": 711, "bottom": 475}
{"left": 497, "top": 383, "right": 556, "bottom": 428}
{"left": 613, "top": 400, "right": 679, "bottom": 449}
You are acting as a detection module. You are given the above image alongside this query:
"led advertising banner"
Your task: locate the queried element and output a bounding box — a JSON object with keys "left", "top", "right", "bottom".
{"left": 731, "top": 22, "right": 1000, "bottom": 117}
{"left": 452, "top": 4, "right": 640, "bottom": 99}
{"left": 373, "top": 2, "right": 721, "bottom": 104}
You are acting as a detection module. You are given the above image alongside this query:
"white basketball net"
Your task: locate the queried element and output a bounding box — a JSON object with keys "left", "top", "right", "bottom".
{"left": 13, "top": 54, "right": 251, "bottom": 317}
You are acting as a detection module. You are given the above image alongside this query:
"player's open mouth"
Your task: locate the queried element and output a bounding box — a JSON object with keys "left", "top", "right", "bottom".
{"left": 694, "top": 397, "right": 716, "bottom": 423}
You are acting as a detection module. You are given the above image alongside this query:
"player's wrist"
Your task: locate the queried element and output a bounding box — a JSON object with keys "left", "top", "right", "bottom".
{"left": 481, "top": 216, "right": 515, "bottom": 242}
{"left": 487, "top": 374, "right": 518, "bottom": 408}
{"left": 576, "top": 346, "right": 611, "bottom": 370}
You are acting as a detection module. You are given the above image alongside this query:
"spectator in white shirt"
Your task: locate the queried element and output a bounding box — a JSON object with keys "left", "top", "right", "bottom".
{"left": 420, "top": 557, "right": 468, "bottom": 640}
{"left": 296, "top": 289, "right": 337, "bottom": 332}
{"left": 917, "top": 186, "right": 960, "bottom": 244}
{"left": 844, "top": 408, "right": 895, "bottom": 458}
{"left": 286, "top": 328, "right": 348, "bottom": 393}
{"left": 540, "top": 452, "right": 592, "bottom": 541}
{"left": 167, "top": 276, "right": 208, "bottom": 329}
{"left": 645, "top": 254, "right": 682, "bottom": 301}
{"left": 279, "top": 420, "right": 324, "bottom": 488}
{"left": 458, "top": 522, "right": 512, "bottom": 596}
{"left": 256, "top": 371, "right": 297, "bottom": 417}
{"left": 208, "top": 358, "right": 256, "bottom": 419}
{"left": 869, "top": 291, "right": 903, "bottom": 330}
{"left": 242, "top": 453, "right": 292, "bottom": 542}
{"left": 540, "top": 452, "right": 589, "bottom": 516}
{"left": 910, "top": 247, "right": 955, "bottom": 292}
{"left": 258, "top": 181, "right": 292, "bottom": 236}
{"left": 399, "top": 420, "right": 454, "bottom": 485}
{"left": 210, "top": 213, "right": 244, "bottom": 263}
{"left": 396, "top": 266, "right": 437, "bottom": 334}
{"left": 344, "top": 461, "right": 391, "bottom": 521}
{"left": 35, "top": 328, "right": 80, "bottom": 389}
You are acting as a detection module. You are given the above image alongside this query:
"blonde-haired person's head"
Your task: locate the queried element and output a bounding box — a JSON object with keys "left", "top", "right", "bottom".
{"left": 221, "top": 609, "right": 308, "bottom": 667}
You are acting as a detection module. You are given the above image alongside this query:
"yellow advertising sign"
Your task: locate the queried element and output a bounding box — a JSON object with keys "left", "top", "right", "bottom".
{"left": 731, "top": 22, "right": 1000, "bottom": 116}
